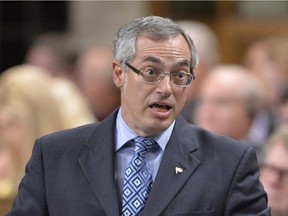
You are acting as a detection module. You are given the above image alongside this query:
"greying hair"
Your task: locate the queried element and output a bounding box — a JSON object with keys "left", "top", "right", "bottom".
{"left": 112, "top": 16, "right": 199, "bottom": 73}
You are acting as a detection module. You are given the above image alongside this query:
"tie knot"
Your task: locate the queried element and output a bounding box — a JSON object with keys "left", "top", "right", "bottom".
{"left": 134, "top": 136, "right": 156, "bottom": 156}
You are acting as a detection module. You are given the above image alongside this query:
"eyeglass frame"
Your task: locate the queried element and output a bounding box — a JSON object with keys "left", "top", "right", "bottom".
{"left": 124, "top": 61, "right": 195, "bottom": 87}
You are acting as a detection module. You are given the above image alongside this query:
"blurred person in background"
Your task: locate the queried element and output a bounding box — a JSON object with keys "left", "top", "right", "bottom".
{"left": 243, "top": 36, "right": 288, "bottom": 129}
{"left": 51, "top": 77, "right": 96, "bottom": 126}
{"left": 74, "top": 45, "right": 120, "bottom": 121}
{"left": 0, "top": 146, "right": 17, "bottom": 215}
{"left": 0, "top": 147, "right": 16, "bottom": 190}
{"left": 177, "top": 20, "right": 220, "bottom": 123}
{"left": 278, "top": 87, "right": 288, "bottom": 126}
{"left": 25, "top": 32, "right": 78, "bottom": 81}
{"left": 194, "top": 64, "right": 265, "bottom": 158}
{"left": 260, "top": 125, "right": 288, "bottom": 216}
{"left": 0, "top": 64, "right": 95, "bottom": 197}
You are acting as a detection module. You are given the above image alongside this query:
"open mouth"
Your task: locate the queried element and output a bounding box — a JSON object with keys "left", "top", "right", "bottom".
{"left": 149, "top": 103, "right": 172, "bottom": 112}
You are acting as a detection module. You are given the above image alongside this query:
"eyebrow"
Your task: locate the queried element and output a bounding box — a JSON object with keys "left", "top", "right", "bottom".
{"left": 175, "top": 59, "right": 190, "bottom": 67}
{"left": 142, "top": 56, "right": 162, "bottom": 64}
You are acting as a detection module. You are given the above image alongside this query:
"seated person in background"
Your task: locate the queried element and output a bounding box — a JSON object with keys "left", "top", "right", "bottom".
{"left": 194, "top": 64, "right": 265, "bottom": 158}
{"left": 73, "top": 45, "right": 120, "bottom": 121}
{"left": 25, "top": 32, "right": 78, "bottom": 81}
{"left": 0, "top": 64, "right": 95, "bottom": 195}
{"left": 242, "top": 36, "right": 288, "bottom": 130}
{"left": 260, "top": 125, "right": 288, "bottom": 216}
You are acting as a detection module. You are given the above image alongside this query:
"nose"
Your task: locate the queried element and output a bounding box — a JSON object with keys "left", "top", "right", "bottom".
{"left": 156, "top": 74, "right": 172, "bottom": 97}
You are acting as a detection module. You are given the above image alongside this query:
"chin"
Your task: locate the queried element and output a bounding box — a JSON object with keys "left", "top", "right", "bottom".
{"left": 154, "top": 121, "right": 172, "bottom": 133}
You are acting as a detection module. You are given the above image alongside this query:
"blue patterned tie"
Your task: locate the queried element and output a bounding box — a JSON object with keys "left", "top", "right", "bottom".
{"left": 121, "top": 136, "right": 156, "bottom": 216}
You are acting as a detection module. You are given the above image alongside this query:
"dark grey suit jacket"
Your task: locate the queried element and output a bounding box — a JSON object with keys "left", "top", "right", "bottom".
{"left": 8, "top": 110, "right": 270, "bottom": 216}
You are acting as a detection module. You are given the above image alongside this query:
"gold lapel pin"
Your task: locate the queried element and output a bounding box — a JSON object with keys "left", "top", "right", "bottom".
{"left": 175, "top": 166, "right": 183, "bottom": 174}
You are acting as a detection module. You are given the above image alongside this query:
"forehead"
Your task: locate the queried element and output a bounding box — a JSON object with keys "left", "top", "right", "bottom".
{"left": 201, "top": 73, "right": 245, "bottom": 97}
{"left": 266, "top": 142, "right": 288, "bottom": 166}
{"left": 134, "top": 34, "right": 191, "bottom": 63}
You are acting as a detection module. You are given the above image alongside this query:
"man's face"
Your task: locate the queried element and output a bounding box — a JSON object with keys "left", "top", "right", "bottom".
{"left": 260, "top": 142, "right": 288, "bottom": 216}
{"left": 113, "top": 35, "right": 191, "bottom": 136}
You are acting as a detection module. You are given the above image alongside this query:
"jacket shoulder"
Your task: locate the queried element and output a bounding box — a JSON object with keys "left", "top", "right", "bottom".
{"left": 176, "top": 117, "right": 254, "bottom": 162}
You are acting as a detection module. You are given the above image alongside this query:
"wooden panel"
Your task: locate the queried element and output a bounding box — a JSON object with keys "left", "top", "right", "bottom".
{"left": 214, "top": 18, "right": 288, "bottom": 64}
{"left": 148, "top": 1, "right": 169, "bottom": 17}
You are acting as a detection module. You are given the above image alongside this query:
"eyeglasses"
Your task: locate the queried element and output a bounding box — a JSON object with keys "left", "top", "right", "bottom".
{"left": 125, "top": 62, "right": 195, "bottom": 87}
{"left": 260, "top": 163, "right": 288, "bottom": 183}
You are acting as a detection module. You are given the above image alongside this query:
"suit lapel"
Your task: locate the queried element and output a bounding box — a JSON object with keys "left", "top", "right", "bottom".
{"left": 143, "top": 116, "right": 201, "bottom": 216}
{"left": 78, "top": 112, "right": 120, "bottom": 216}
{"left": 77, "top": 112, "right": 200, "bottom": 216}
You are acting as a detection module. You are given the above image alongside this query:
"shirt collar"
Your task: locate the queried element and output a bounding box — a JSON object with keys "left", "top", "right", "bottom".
{"left": 115, "top": 107, "right": 175, "bottom": 152}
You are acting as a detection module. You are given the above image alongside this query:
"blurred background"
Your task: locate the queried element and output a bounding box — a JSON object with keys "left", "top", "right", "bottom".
{"left": 1, "top": 1, "right": 288, "bottom": 215}
{"left": 1, "top": 1, "right": 288, "bottom": 72}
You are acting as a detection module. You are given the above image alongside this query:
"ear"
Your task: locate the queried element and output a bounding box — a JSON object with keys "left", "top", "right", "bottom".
{"left": 113, "top": 60, "right": 125, "bottom": 88}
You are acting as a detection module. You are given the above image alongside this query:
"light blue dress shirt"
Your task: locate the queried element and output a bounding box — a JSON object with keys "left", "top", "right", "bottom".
{"left": 115, "top": 108, "right": 175, "bottom": 194}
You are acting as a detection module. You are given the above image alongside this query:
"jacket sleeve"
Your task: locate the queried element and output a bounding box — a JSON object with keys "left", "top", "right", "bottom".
{"left": 7, "top": 139, "right": 49, "bottom": 216}
{"left": 224, "top": 147, "right": 271, "bottom": 216}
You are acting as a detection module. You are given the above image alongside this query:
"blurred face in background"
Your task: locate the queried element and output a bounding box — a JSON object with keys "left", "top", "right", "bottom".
{"left": 243, "top": 39, "right": 286, "bottom": 111}
{"left": 194, "top": 70, "right": 252, "bottom": 140}
{"left": 25, "top": 45, "right": 58, "bottom": 76}
{"left": 260, "top": 142, "right": 288, "bottom": 216}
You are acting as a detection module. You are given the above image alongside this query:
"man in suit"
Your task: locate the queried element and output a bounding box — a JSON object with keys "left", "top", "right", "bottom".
{"left": 8, "top": 16, "right": 270, "bottom": 216}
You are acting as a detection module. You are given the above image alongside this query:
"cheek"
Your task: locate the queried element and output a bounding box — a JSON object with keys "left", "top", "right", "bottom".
{"left": 178, "top": 97, "right": 187, "bottom": 112}
{"left": 175, "top": 90, "right": 187, "bottom": 106}
{"left": 122, "top": 82, "right": 148, "bottom": 112}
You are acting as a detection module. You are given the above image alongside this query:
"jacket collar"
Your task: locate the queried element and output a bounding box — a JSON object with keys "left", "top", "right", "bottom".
{"left": 143, "top": 115, "right": 201, "bottom": 215}
{"left": 79, "top": 109, "right": 201, "bottom": 216}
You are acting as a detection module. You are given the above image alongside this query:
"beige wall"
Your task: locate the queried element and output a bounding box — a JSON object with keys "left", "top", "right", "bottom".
{"left": 68, "top": 1, "right": 150, "bottom": 49}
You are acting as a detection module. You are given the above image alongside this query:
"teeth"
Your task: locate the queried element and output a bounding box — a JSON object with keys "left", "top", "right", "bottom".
{"left": 151, "top": 104, "right": 170, "bottom": 111}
